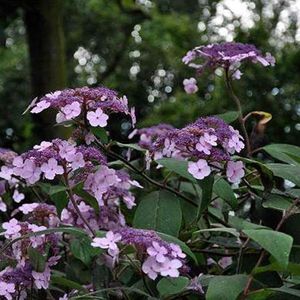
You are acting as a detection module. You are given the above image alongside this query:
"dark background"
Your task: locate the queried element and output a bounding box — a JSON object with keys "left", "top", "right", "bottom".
{"left": 0, "top": 0, "right": 299, "bottom": 152}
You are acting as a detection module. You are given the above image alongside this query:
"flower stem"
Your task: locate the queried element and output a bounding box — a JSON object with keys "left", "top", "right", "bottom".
{"left": 225, "top": 69, "right": 251, "bottom": 157}
{"left": 241, "top": 198, "right": 299, "bottom": 298}
{"left": 63, "top": 168, "right": 96, "bottom": 237}
{"left": 95, "top": 139, "right": 230, "bottom": 228}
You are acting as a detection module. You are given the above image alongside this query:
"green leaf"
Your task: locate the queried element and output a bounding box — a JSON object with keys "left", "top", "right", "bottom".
{"left": 158, "top": 232, "right": 197, "bottom": 263}
{"left": 73, "top": 182, "right": 99, "bottom": 214}
{"left": 206, "top": 275, "right": 248, "bottom": 300}
{"left": 198, "top": 174, "right": 214, "bottom": 214}
{"left": 51, "top": 276, "right": 86, "bottom": 291}
{"left": 263, "top": 194, "right": 292, "bottom": 211}
{"left": 48, "top": 185, "right": 67, "bottom": 195}
{"left": 266, "top": 163, "right": 300, "bottom": 187}
{"left": 271, "top": 287, "right": 300, "bottom": 298}
{"left": 156, "top": 158, "right": 196, "bottom": 182}
{"left": 116, "top": 142, "right": 145, "bottom": 152}
{"left": 50, "top": 190, "right": 68, "bottom": 216}
{"left": 254, "top": 262, "right": 300, "bottom": 275}
{"left": 91, "top": 127, "right": 108, "bottom": 143}
{"left": 194, "top": 227, "right": 240, "bottom": 238}
{"left": 238, "top": 157, "right": 274, "bottom": 192}
{"left": 28, "top": 246, "right": 48, "bottom": 272}
{"left": 133, "top": 190, "right": 182, "bottom": 237}
{"left": 229, "top": 216, "right": 267, "bottom": 230}
{"left": 157, "top": 276, "right": 189, "bottom": 297}
{"left": 213, "top": 177, "right": 237, "bottom": 208}
{"left": 70, "top": 237, "right": 101, "bottom": 266}
{"left": 243, "top": 229, "right": 293, "bottom": 268}
{"left": 263, "top": 144, "right": 300, "bottom": 165}
{"left": 215, "top": 111, "right": 239, "bottom": 123}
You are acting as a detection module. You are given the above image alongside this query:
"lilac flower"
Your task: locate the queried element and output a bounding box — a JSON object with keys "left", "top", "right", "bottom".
{"left": 183, "top": 78, "right": 198, "bottom": 94}
{"left": 226, "top": 161, "right": 245, "bottom": 183}
{"left": 187, "top": 275, "right": 204, "bottom": 294}
{"left": 0, "top": 281, "right": 15, "bottom": 300}
{"left": 225, "top": 126, "right": 245, "bottom": 154}
{"left": 183, "top": 42, "right": 275, "bottom": 70}
{"left": 218, "top": 256, "right": 233, "bottom": 269}
{"left": 41, "top": 158, "right": 64, "bottom": 180}
{"left": 170, "top": 243, "right": 186, "bottom": 259}
{"left": 0, "top": 166, "right": 13, "bottom": 181}
{"left": 113, "top": 227, "right": 188, "bottom": 279}
{"left": 29, "top": 86, "right": 135, "bottom": 127}
{"left": 2, "top": 218, "right": 22, "bottom": 238}
{"left": 61, "top": 102, "right": 81, "bottom": 120}
{"left": 183, "top": 43, "right": 275, "bottom": 81}
{"left": 32, "top": 267, "right": 51, "bottom": 289}
{"left": 142, "top": 257, "right": 161, "bottom": 280}
{"left": 148, "top": 117, "right": 242, "bottom": 164}
{"left": 46, "top": 90, "right": 61, "bottom": 99}
{"left": 0, "top": 197, "right": 7, "bottom": 212}
{"left": 147, "top": 241, "right": 168, "bottom": 263}
{"left": 84, "top": 166, "right": 121, "bottom": 205}
{"left": 18, "top": 203, "right": 39, "bottom": 214}
{"left": 188, "top": 159, "right": 211, "bottom": 180}
{"left": 91, "top": 231, "right": 122, "bottom": 256}
{"left": 232, "top": 69, "right": 243, "bottom": 80}
{"left": 129, "top": 124, "right": 174, "bottom": 152}
{"left": 87, "top": 108, "right": 109, "bottom": 127}
{"left": 160, "top": 258, "right": 183, "bottom": 277}
{"left": 12, "top": 189, "right": 25, "bottom": 203}
{"left": 33, "top": 141, "right": 53, "bottom": 151}
{"left": 30, "top": 100, "right": 50, "bottom": 114}
{"left": 68, "top": 152, "right": 85, "bottom": 170}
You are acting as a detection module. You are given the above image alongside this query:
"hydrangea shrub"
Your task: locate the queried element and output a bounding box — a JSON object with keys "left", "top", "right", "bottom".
{"left": 0, "top": 42, "right": 300, "bottom": 300}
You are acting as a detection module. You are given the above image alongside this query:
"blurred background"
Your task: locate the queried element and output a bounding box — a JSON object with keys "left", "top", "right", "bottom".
{"left": 0, "top": 0, "right": 299, "bottom": 152}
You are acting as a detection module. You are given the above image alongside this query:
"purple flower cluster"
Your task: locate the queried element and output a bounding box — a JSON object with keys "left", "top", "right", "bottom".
{"left": 29, "top": 86, "right": 136, "bottom": 128}
{"left": 0, "top": 139, "right": 106, "bottom": 187}
{"left": 137, "top": 117, "right": 245, "bottom": 182}
{"left": 0, "top": 217, "right": 60, "bottom": 299}
{"left": 91, "top": 227, "right": 187, "bottom": 280}
{"left": 182, "top": 42, "right": 275, "bottom": 90}
{"left": 14, "top": 203, "right": 60, "bottom": 228}
{"left": 129, "top": 123, "right": 174, "bottom": 151}
{"left": 61, "top": 198, "right": 126, "bottom": 232}
{"left": 84, "top": 166, "right": 142, "bottom": 209}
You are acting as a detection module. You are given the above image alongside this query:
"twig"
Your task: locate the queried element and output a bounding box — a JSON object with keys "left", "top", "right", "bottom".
{"left": 95, "top": 139, "right": 230, "bottom": 227}
{"left": 225, "top": 69, "right": 251, "bottom": 156}
{"left": 241, "top": 198, "right": 300, "bottom": 298}
{"left": 63, "top": 167, "right": 96, "bottom": 237}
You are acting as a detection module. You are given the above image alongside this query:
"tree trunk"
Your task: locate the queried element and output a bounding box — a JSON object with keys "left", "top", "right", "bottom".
{"left": 23, "top": 0, "right": 67, "bottom": 139}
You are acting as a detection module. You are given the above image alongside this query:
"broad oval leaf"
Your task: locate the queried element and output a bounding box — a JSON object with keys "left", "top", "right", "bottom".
{"left": 70, "top": 237, "right": 101, "bottom": 266}
{"left": 213, "top": 177, "right": 237, "bottom": 208}
{"left": 157, "top": 276, "right": 189, "bottom": 297}
{"left": 215, "top": 111, "right": 239, "bottom": 123}
{"left": 28, "top": 246, "right": 48, "bottom": 272}
{"left": 263, "top": 144, "right": 300, "bottom": 165}
{"left": 243, "top": 229, "right": 293, "bottom": 268}
{"left": 156, "top": 158, "right": 196, "bottom": 182}
{"left": 266, "top": 163, "right": 300, "bottom": 187}
{"left": 133, "top": 190, "right": 182, "bottom": 237}
{"left": 206, "top": 275, "right": 248, "bottom": 300}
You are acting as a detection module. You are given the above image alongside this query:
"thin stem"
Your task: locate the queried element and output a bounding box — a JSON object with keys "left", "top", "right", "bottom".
{"left": 241, "top": 198, "right": 300, "bottom": 298}
{"left": 225, "top": 69, "right": 251, "bottom": 156}
{"left": 96, "top": 139, "right": 230, "bottom": 227}
{"left": 63, "top": 168, "right": 96, "bottom": 237}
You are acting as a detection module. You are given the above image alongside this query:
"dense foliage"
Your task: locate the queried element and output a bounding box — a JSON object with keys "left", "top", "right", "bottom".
{"left": 0, "top": 41, "right": 300, "bottom": 300}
